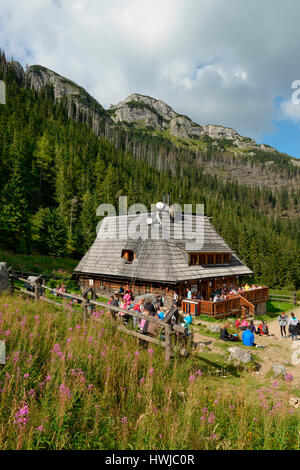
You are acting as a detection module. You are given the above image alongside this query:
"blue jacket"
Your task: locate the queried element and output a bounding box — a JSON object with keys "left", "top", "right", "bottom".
{"left": 242, "top": 329, "right": 255, "bottom": 346}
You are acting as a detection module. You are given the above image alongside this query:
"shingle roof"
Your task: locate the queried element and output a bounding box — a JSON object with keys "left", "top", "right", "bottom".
{"left": 74, "top": 212, "right": 253, "bottom": 283}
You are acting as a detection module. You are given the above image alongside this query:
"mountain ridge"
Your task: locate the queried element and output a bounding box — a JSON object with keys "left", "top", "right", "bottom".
{"left": 4, "top": 58, "right": 300, "bottom": 192}
{"left": 25, "top": 63, "right": 288, "bottom": 158}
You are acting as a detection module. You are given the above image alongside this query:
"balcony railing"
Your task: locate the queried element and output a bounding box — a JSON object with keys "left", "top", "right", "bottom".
{"left": 182, "top": 287, "right": 269, "bottom": 318}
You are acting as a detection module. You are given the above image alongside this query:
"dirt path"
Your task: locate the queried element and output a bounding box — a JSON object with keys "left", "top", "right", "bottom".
{"left": 192, "top": 311, "right": 300, "bottom": 383}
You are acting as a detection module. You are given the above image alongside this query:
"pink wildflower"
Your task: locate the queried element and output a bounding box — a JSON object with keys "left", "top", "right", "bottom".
{"left": 59, "top": 383, "right": 71, "bottom": 397}
{"left": 14, "top": 405, "right": 29, "bottom": 427}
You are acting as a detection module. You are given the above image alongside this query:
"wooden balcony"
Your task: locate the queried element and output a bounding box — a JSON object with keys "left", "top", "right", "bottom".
{"left": 236, "top": 286, "right": 269, "bottom": 304}
{"left": 182, "top": 287, "right": 269, "bottom": 319}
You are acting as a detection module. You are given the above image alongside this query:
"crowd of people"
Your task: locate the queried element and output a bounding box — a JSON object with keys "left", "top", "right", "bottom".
{"left": 186, "top": 283, "right": 263, "bottom": 303}
{"left": 107, "top": 287, "right": 193, "bottom": 339}
{"left": 219, "top": 311, "right": 299, "bottom": 347}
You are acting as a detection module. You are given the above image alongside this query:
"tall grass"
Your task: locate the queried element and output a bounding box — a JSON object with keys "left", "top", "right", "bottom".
{"left": 0, "top": 294, "right": 299, "bottom": 450}
{"left": 0, "top": 248, "right": 77, "bottom": 276}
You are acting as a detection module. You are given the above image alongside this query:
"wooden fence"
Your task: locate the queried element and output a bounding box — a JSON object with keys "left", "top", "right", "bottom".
{"left": 8, "top": 269, "right": 67, "bottom": 281}
{"left": 8, "top": 271, "right": 189, "bottom": 363}
{"left": 269, "top": 292, "right": 297, "bottom": 306}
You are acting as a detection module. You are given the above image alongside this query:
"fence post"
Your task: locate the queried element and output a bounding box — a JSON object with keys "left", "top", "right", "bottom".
{"left": 34, "top": 275, "right": 42, "bottom": 302}
{"left": 34, "top": 281, "right": 40, "bottom": 302}
{"left": 42, "top": 277, "right": 46, "bottom": 297}
{"left": 7, "top": 267, "right": 14, "bottom": 294}
{"left": 165, "top": 323, "right": 172, "bottom": 363}
{"left": 83, "top": 299, "right": 90, "bottom": 322}
{"left": 294, "top": 292, "right": 297, "bottom": 306}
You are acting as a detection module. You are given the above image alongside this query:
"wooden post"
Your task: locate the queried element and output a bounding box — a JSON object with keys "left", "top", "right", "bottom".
{"left": 83, "top": 299, "right": 89, "bottom": 322}
{"left": 41, "top": 277, "right": 45, "bottom": 297}
{"left": 34, "top": 281, "right": 40, "bottom": 302}
{"left": 7, "top": 267, "right": 14, "bottom": 294}
{"left": 294, "top": 292, "right": 297, "bottom": 306}
{"left": 165, "top": 323, "right": 172, "bottom": 363}
{"left": 34, "top": 275, "right": 42, "bottom": 302}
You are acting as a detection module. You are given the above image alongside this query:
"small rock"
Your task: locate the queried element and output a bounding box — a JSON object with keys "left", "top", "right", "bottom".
{"left": 228, "top": 347, "right": 253, "bottom": 364}
{"left": 208, "top": 324, "right": 221, "bottom": 333}
{"left": 272, "top": 365, "right": 287, "bottom": 377}
{"left": 289, "top": 397, "right": 300, "bottom": 409}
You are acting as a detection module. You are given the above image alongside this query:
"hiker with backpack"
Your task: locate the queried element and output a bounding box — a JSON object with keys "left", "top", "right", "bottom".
{"left": 288, "top": 313, "right": 298, "bottom": 341}
{"left": 277, "top": 312, "right": 288, "bottom": 338}
{"left": 257, "top": 321, "right": 269, "bottom": 336}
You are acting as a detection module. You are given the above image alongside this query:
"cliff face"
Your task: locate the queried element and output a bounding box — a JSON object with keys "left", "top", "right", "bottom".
{"left": 26, "top": 65, "right": 81, "bottom": 99}
{"left": 26, "top": 65, "right": 111, "bottom": 135}
{"left": 109, "top": 93, "right": 260, "bottom": 150}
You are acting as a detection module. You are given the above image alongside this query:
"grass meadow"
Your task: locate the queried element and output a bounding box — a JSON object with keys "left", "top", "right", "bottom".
{"left": 0, "top": 293, "right": 299, "bottom": 450}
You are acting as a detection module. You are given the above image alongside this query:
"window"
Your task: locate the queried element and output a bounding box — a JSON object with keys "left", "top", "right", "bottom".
{"left": 189, "top": 253, "right": 231, "bottom": 266}
{"left": 121, "top": 250, "right": 135, "bottom": 263}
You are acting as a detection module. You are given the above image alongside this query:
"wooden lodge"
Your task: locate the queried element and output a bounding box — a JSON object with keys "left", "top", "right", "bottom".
{"left": 73, "top": 204, "right": 268, "bottom": 318}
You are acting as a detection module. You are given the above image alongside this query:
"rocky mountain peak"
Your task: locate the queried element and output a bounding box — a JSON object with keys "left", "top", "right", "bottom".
{"left": 108, "top": 93, "right": 260, "bottom": 149}
{"left": 26, "top": 65, "right": 81, "bottom": 100}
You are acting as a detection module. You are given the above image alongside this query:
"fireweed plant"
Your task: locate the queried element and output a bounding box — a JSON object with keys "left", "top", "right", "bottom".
{"left": 0, "top": 294, "right": 299, "bottom": 450}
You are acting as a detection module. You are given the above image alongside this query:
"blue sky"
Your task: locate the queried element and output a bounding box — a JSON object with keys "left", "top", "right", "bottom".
{"left": 262, "top": 121, "right": 300, "bottom": 159}
{"left": 1, "top": 0, "right": 300, "bottom": 159}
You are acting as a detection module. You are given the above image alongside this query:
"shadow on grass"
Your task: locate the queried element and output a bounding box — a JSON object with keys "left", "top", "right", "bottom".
{"left": 191, "top": 352, "right": 242, "bottom": 378}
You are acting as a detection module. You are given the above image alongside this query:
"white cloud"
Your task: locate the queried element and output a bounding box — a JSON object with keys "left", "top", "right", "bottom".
{"left": 280, "top": 100, "right": 300, "bottom": 123}
{"left": 1, "top": 0, "right": 300, "bottom": 140}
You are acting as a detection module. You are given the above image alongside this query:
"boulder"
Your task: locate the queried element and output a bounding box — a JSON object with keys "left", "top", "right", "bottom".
{"left": 272, "top": 365, "right": 287, "bottom": 377}
{"left": 228, "top": 347, "right": 253, "bottom": 364}
{"left": 0, "top": 262, "right": 9, "bottom": 293}
{"left": 208, "top": 324, "right": 221, "bottom": 333}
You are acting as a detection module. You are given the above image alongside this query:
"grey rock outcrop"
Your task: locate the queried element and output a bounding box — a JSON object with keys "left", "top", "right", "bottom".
{"left": 109, "top": 93, "right": 259, "bottom": 149}
{"left": 289, "top": 397, "right": 300, "bottom": 408}
{"left": 25, "top": 65, "right": 110, "bottom": 136}
{"left": 208, "top": 324, "right": 222, "bottom": 333}
{"left": 228, "top": 347, "right": 253, "bottom": 364}
{"left": 272, "top": 365, "right": 287, "bottom": 377}
{"left": 0, "top": 262, "right": 10, "bottom": 293}
{"left": 26, "top": 66, "right": 80, "bottom": 99}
